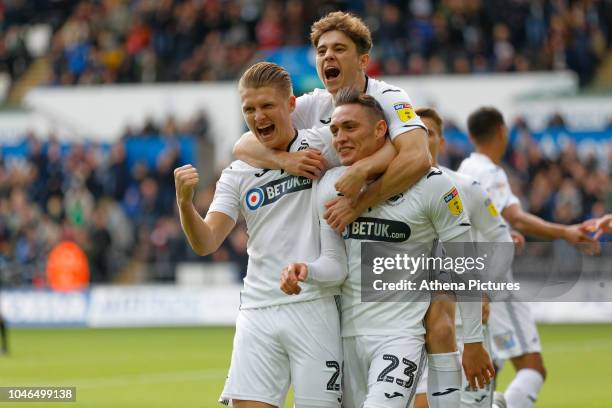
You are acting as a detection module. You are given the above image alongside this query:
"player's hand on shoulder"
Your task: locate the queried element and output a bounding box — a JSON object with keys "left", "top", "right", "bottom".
{"left": 174, "top": 164, "right": 199, "bottom": 206}
{"left": 462, "top": 342, "right": 495, "bottom": 390}
{"left": 280, "top": 148, "right": 327, "bottom": 180}
{"left": 280, "top": 263, "right": 308, "bottom": 295}
{"left": 334, "top": 164, "right": 367, "bottom": 200}
{"left": 324, "top": 196, "right": 360, "bottom": 234}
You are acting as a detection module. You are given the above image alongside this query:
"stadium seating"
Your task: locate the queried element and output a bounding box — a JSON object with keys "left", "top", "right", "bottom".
{"left": 1, "top": 0, "right": 609, "bottom": 89}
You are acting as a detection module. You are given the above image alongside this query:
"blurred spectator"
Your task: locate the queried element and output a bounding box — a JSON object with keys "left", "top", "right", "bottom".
{"left": 0, "top": 111, "right": 252, "bottom": 286}
{"left": 1, "top": 0, "right": 608, "bottom": 87}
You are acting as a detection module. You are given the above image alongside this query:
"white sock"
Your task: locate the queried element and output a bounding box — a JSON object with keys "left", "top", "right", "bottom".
{"left": 504, "top": 368, "right": 544, "bottom": 408}
{"left": 427, "top": 352, "right": 461, "bottom": 408}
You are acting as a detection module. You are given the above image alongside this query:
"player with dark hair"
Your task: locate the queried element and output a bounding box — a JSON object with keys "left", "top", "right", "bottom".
{"left": 458, "top": 106, "right": 599, "bottom": 408}
{"left": 281, "top": 88, "right": 486, "bottom": 408}
{"left": 414, "top": 107, "right": 518, "bottom": 408}
{"left": 234, "top": 12, "right": 493, "bottom": 407}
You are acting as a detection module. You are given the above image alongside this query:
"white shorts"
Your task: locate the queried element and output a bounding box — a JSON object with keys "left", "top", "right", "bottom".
{"left": 415, "top": 326, "right": 494, "bottom": 408}
{"left": 488, "top": 301, "right": 541, "bottom": 361}
{"left": 343, "top": 335, "right": 426, "bottom": 408}
{"left": 219, "top": 297, "right": 342, "bottom": 407}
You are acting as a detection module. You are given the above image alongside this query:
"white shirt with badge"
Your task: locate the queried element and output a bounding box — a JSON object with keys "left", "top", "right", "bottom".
{"left": 291, "top": 76, "right": 426, "bottom": 138}
{"left": 315, "top": 167, "right": 471, "bottom": 337}
{"left": 440, "top": 166, "right": 510, "bottom": 242}
{"left": 209, "top": 127, "right": 341, "bottom": 309}
{"left": 457, "top": 152, "right": 520, "bottom": 213}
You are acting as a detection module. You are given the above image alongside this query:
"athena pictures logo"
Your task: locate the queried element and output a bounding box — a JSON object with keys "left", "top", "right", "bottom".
{"left": 246, "top": 188, "right": 264, "bottom": 210}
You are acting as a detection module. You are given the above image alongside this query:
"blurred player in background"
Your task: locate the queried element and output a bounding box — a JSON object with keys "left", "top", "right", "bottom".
{"left": 281, "top": 88, "right": 486, "bottom": 408}
{"left": 175, "top": 62, "right": 346, "bottom": 408}
{"left": 458, "top": 106, "right": 599, "bottom": 408}
{"left": 234, "top": 12, "right": 491, "bottom": 406}
{"left": 414, "top": 107, "right": 516, "bottom": 408}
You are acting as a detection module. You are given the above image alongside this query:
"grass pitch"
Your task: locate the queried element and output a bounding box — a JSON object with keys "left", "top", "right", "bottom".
{"left": 1, "top": 324, "right": 610, "bottom": 407}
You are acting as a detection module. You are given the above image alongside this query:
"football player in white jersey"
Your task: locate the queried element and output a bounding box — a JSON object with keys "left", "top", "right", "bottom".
{"left": 413, "top": 108, "right": 516, "bottom": 408}
{"left": 458, "top": 107, "right": 599, "bottom": 408}
{"left": 233, "top": 11, "right": 430, "bottom": 228}
{"left": 234, "top": 12, "right": 493, "bottom": 406}
{"left": 280, "top": 89, "right": 491, "bottom": 408}
{"left": 175, "top": 62, "right": 348, "bottom": 408}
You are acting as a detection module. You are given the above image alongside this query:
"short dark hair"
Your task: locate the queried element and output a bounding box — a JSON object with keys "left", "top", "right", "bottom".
{"left": 467, "top": 107, "right": 505, "bottom": 144}
{"left": 334, "top": 86, "right": 385, "bottom": 122}
{"left": 239, "top": 62, "right": 292, "bottom": 97}
{"left": 416, "top": 107, "right": 443, "bottom": 136}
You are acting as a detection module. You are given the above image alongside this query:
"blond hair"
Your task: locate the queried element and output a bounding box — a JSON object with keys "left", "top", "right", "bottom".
{"left": 239, "top": 62, "right": 293, "bottom": 96}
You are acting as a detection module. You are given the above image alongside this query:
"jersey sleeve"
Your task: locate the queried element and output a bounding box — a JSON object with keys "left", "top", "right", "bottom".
{"left": 306, "top": 171, "right": 348, "bottom": 284}
{"left": 375, "top": 86, "right": 426, "bottom": 140}
{"left": 467, "top": 180, "right": 511, "bottom": 241}
{"left": 424, "top": 172, "right": 472, "bottom": 241}
{"left": 292, "top": 93, "right": 314, "bottom": 130}
{"left": 304, "top": 128, "right": 341, "bottom": 168}
{"left": 207, "top": 165, "right": 241, "bottom": 222}
{"left": 488, "top": 169, "right": 520, "bottom": 212}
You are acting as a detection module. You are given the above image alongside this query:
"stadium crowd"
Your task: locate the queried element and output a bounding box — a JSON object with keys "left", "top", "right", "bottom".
{"left": 0, "top": 111, "right": 609, "bottom": 286}
{"left": 0, "top": 113, "right": 248, "bottom": 286}
{"left": 1, "top": 0, "right": 609, "bottom": 87}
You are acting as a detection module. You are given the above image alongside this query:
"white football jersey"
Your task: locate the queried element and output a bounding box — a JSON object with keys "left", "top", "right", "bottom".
{"left": 441, "top": 166, "right": 514, "bottom": 332}
{"left": 457, "top": 152, "right": 520, "bottom": 213}
{"left": 316, "top": 167, "right": 471, "bottom": 337}
{"left": 209, "top": 127, "right": 341, "bottom": 309}
{"left": 440, "top": 166, "right": 510, "bottom": 243}
{"left": 292, "top": 76, "right": 426, "bottom": 139}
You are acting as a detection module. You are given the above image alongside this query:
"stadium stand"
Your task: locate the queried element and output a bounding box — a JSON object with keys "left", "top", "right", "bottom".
{"left": 0, "top": 113, "right": 248, "bottom": 286}
{"left": 0, "top": 0, "right": 610, "bottom": 89}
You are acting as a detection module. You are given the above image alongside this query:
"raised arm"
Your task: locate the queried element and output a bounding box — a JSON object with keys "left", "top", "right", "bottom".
{"left": 325, "top": 129, "right": 431, "bottom": 232}
{"left": 175, "top": 164, "right": 236, "bottom": 256}
{"left": 233, "top": 131, "right": 327, "bottom": 179}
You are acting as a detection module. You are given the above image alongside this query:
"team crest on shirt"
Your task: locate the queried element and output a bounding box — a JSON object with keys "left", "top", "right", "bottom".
{"left": 485, "top": 198, "right": 499, "bottom": 217}
{"left": 443, "top": 187, "right": 464, "bottom": 216}
{"left": 393, "top": 102, "right": 416, "bottom": 122}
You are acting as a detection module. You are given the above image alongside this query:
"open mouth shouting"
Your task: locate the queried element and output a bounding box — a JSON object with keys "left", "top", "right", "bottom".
{"left": 324, "top": 66, "right": 341, "bottom": 83}
{"left": 256, "top": 124, "right": 275, "bottom": 138}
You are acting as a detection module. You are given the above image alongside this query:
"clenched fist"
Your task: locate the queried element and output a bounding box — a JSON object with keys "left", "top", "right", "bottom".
{"left": 174, "top": 164, "right": 200, "bottom": 206}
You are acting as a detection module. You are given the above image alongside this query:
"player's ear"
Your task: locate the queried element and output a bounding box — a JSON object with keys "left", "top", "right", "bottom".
{"left": 359, "top": 53, "right": 369, "bottom": 70}
{"left": 375, "top": 119, "right": 387, "bottom": 141}
{"left": 288, "top": 95, "right": 296, "bottom": 113}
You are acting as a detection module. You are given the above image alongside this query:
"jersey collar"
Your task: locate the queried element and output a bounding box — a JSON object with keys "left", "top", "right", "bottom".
{"left": 285, "top": 128, "right": 299, "bottom": 151}
{"left": 363, "top": 74, "right": 369, "bottom": 93}
{"left": 470, "top": 152, "right": 494, "bottom": 166}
